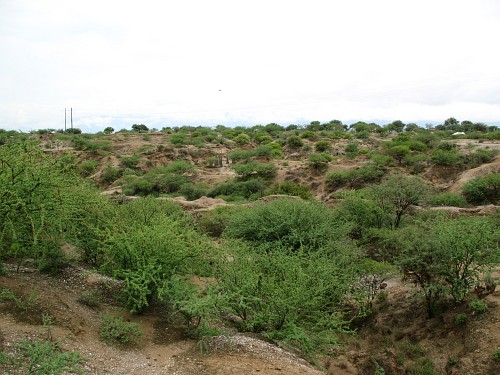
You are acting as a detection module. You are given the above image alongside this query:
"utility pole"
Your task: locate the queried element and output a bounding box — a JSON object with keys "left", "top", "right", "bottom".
{"left": 70, "top": 108, "right": 73, "bottom": 129}
{"left": 64, "top": 108, "right": 67, "bottom": 131}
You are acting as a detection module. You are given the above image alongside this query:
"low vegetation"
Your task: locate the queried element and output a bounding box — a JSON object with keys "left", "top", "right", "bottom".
{"left": 1, "top": 118, "right": 499, "bottom": 373}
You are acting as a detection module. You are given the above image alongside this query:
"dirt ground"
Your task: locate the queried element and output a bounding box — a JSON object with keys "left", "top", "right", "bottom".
{"left": 1, "top": 265, "right": 499, "bottom": 374}
{"left": 0, "top": 265, "right": 324, "bottom": 375}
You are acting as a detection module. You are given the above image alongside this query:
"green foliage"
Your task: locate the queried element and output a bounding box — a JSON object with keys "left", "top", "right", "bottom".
{"left": 265, "top": 181, "right": 313, "bottom": 200}
{"left": 308, "top": 153, "right": 333, "bottom": 170}
{"left": 234, "top": 133, "right": 251, "bottom": 145}
{"left": 100, "top": 198, "right": 212, "bottom": 312}
{"left": 120, "top": 155, "right": 141, "bottom": 169}
{"left": 0, "top": 339, "right": 84, "bottom": 374}
{"left": 286, "top": 135, "right": 304, "bottom": 149}
{"left": 229, "top": 149, "right": 255, "bottom": 162}
{"left": 233, "top": 161, "right": 277, "bottom": 180}
{"left": 326, "top": 164, "right": 385, "bottom": 190}
{"left": 430, "top": 149, "right": 462, "bottom": 166}
{"left": 217, "top": 243, "right": 359, "bottom": 354}
{"left": 493, "top": 348, "right": 500, "bottom": 362}
{"left": 196, "top": 205, "right": 247, "bottom": 237}
{"left": 103, "top": 126, "right": 114, "bottom": 134}
{"left": 396, "top": 216, "right": 499, "bottom": 314}
{"left": 208, "top": 178, "right": 268, "bottom": 201}
{"left": 77, "top": 291, "right": 101, "bottom": 308}
{"left": 388, "top": 145, "right": 411, "bottom": 164}
{"left": 99, "top": 315, "right": 143, "bottom": 346}
{"left": 77, "top": 160, "right": 100, "bottom": 177}
{"left": 101, "top": 164, "right": 123, "bottom": 184}
{"left": 223, "top": 198, "right": 350, "bottom": 252}
{"left": 131, "top": 124, "right": 148, "bottom": 132}
{"left": 369, "top": 174, "right": 429, "bottom": 228}
{"left": 345, "top": 142, "right": 359, "bottom": 157}
{"left": 468, "top": 299, "right": 487, "bottom": 314}
{"left": 0, "top": 141, "right": 109, "bottom": 272}
{"left": 314, "top": 140, "right": 331, "bottom": 152}
{"left": 428, "top": 193, "right": 467, "bottom": 207}
{"left": 454, "top": 313, "right": 468, "bottom": 325}
{"left": 462, "top": 172, "right": 499, "bottom": 204}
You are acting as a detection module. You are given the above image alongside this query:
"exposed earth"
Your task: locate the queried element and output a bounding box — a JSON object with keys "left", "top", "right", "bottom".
{"left": 1, "top": 264, "right": 499, "bottom": 374}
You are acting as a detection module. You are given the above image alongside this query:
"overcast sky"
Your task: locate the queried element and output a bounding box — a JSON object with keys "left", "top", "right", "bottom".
{"left": 1, "top": 0, "right": 500, "bottom": 132}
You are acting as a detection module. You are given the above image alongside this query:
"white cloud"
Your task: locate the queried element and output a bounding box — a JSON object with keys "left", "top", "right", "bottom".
{"left": 1, "top": 0, "right": 500, "bottom": 131}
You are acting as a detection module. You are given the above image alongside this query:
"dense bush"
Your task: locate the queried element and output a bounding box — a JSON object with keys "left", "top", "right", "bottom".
{"left": 308, "top": 152, "right": 333, "bottom": 170}
{"left": 326, "top": 164, "right": 384, "bottom": 189}
{"left": 208, "top": 178, "right": 268, "bottom": 201}
{"left": 233, "top": 162, "right": 277, "bottom": 180}
{"left": 223, "top": 198, "right": 350, "bottom": 252}
{"left": 462, "top": 172, "right": 499, "bottom": 204}
{"left": 265, "top": 181, "right": 313, "bottom": 200}
{"left": 428, "top": 193, "right": 468, "bottom": 207}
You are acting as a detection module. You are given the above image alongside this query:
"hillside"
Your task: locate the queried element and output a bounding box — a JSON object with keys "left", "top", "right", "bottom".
{"left": 1, "top": 127, "right": 499, "bottom": 374}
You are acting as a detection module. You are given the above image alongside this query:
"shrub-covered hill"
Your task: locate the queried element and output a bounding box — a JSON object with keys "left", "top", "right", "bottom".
{"left": 1, "top": 125, "right": 499, "bottom": 374}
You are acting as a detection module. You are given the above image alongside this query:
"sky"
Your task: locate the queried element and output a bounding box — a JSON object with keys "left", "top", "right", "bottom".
{"left": 1, "top": 0, "right": 500, "bottom": 133}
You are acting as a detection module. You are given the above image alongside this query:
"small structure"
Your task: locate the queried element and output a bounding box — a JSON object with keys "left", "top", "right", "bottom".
{"left": 452, "top": 132, "right": 466, "bottom": 136}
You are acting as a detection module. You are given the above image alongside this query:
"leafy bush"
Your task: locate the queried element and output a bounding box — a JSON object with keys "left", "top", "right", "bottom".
{"left": 345, "top": 142, "right": 359, "bottom": 156}
{"left": 120, "top": 155, "right": 141, "bottom": 169}
{"left": 430, "top": 150, "right": 462, "bottom": 166}
{"left": 99, "top": 315, "right": 143, "bottom": 346}
{"left": 0, "top": 339, "right": 84, "bottom": 374}
{"left": 454, "top": 313, "right": 468, "bottom": 325}
{"left": 468, "top": 299, "right": 487, "bottom": 314}
{"left": 208, "top": 178, "right": 268, "bottom": 201}
{"left": 462, "top": 172, "right": 499, "bottom": 204}
{"left": 233, "top": 162, "right": 277, "bottom": 180}
{"left": 265, "top": 181, "right": 313, "bottom": 200}
{"left": 308, "top": 153, "right": 333, "bottom": 169}
{"left": 326, "top": 164, "right": 385, "bottom": 189}
{"left": 428, "top": 193, "right": 467, "bottom": 207}
{"left": 234, "top": 133, "right": 251, "bottom": 145}
{"left": 101, "top": 165, "right": 123, "bottom": 184}
{"left": 286, "top": 135, "right": 304, "bottom": 149}
{"left": 77, "top": 160, "right": 100, "bottom": 177}
{"left": 314, "top": 140, "right": 331, "bottom": 152}
{"left": 223, "top": 198, "right": 350, "bottom": 252}
{"left": 217, "top": 243, "right": 360, "bottom": 354}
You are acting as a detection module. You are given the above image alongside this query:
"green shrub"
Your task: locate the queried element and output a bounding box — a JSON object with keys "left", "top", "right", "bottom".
{"left": 314, "top": 140, "right": 331, "bottom": 152}
{"left": 468, "top": 299, "right": 487, "bottom": 314}
{"left": 429, "top": 193, "right": 467, "bottom": 207}
{"left": 0, "top": 339, "right": 84, "bottom": 374}
{"left": 208, "top": 178, "right": 268, "bottom": 201}
{"left": 229, "top": 149, "right": 255, "bottom": 162}
{"left": 265, "top": 181, "right": 313, "bottom": 200}
{"left": 77, "top": 291, "right": 101, "bottom": 308}
{"left": 462, "top": 172, "right": 499, "bottom": 204}
{"left": 77, "top": 160, "right": 100, "bottom": 177}
{"left": 217, "top": 243, "right": 360, "bottom": 354}
{"left": 493, "top": 348, "right": 500, "bottom": 362}
{"left": 287, "top": 135, "right": 304, "bottom": 149}
{"left": 233, "top": 162, "right": 277, "bottom": 180}
{"left": 454, "top": 313, "right": 468, "bottom": 325}
{"left": 308, "top": 153, "right": 333, "bottom": 169}
{"left": 234, "top": 133, "right": 251, "bottom": 145}
{"left": 465, "top": 149, "right": 496, "bottom": 167}
{"left": 99, "top": 315, "right": 142, "bottom": 346}
{"left": 345, "top": 142, "right": 359, "bottom": 156}
{"left": 326, "top": 164, "right": 384, "bottom": 189}
{"left": 431, "top": 150, "right": 462, "bottom": 166}
{"left": 120, "top": 155, "right": 141, "bottom": 169}
{"left": 223, "top": 198, "right": 349, "bottom": 251}
{"left": 178, "top": 182, "right": 208, "bottom": 200}
{"left": 101, "top": 165, "right": 123, "bottom": 184}
{"left": 170, "top": 134, "right": 187, "bottom": 145}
